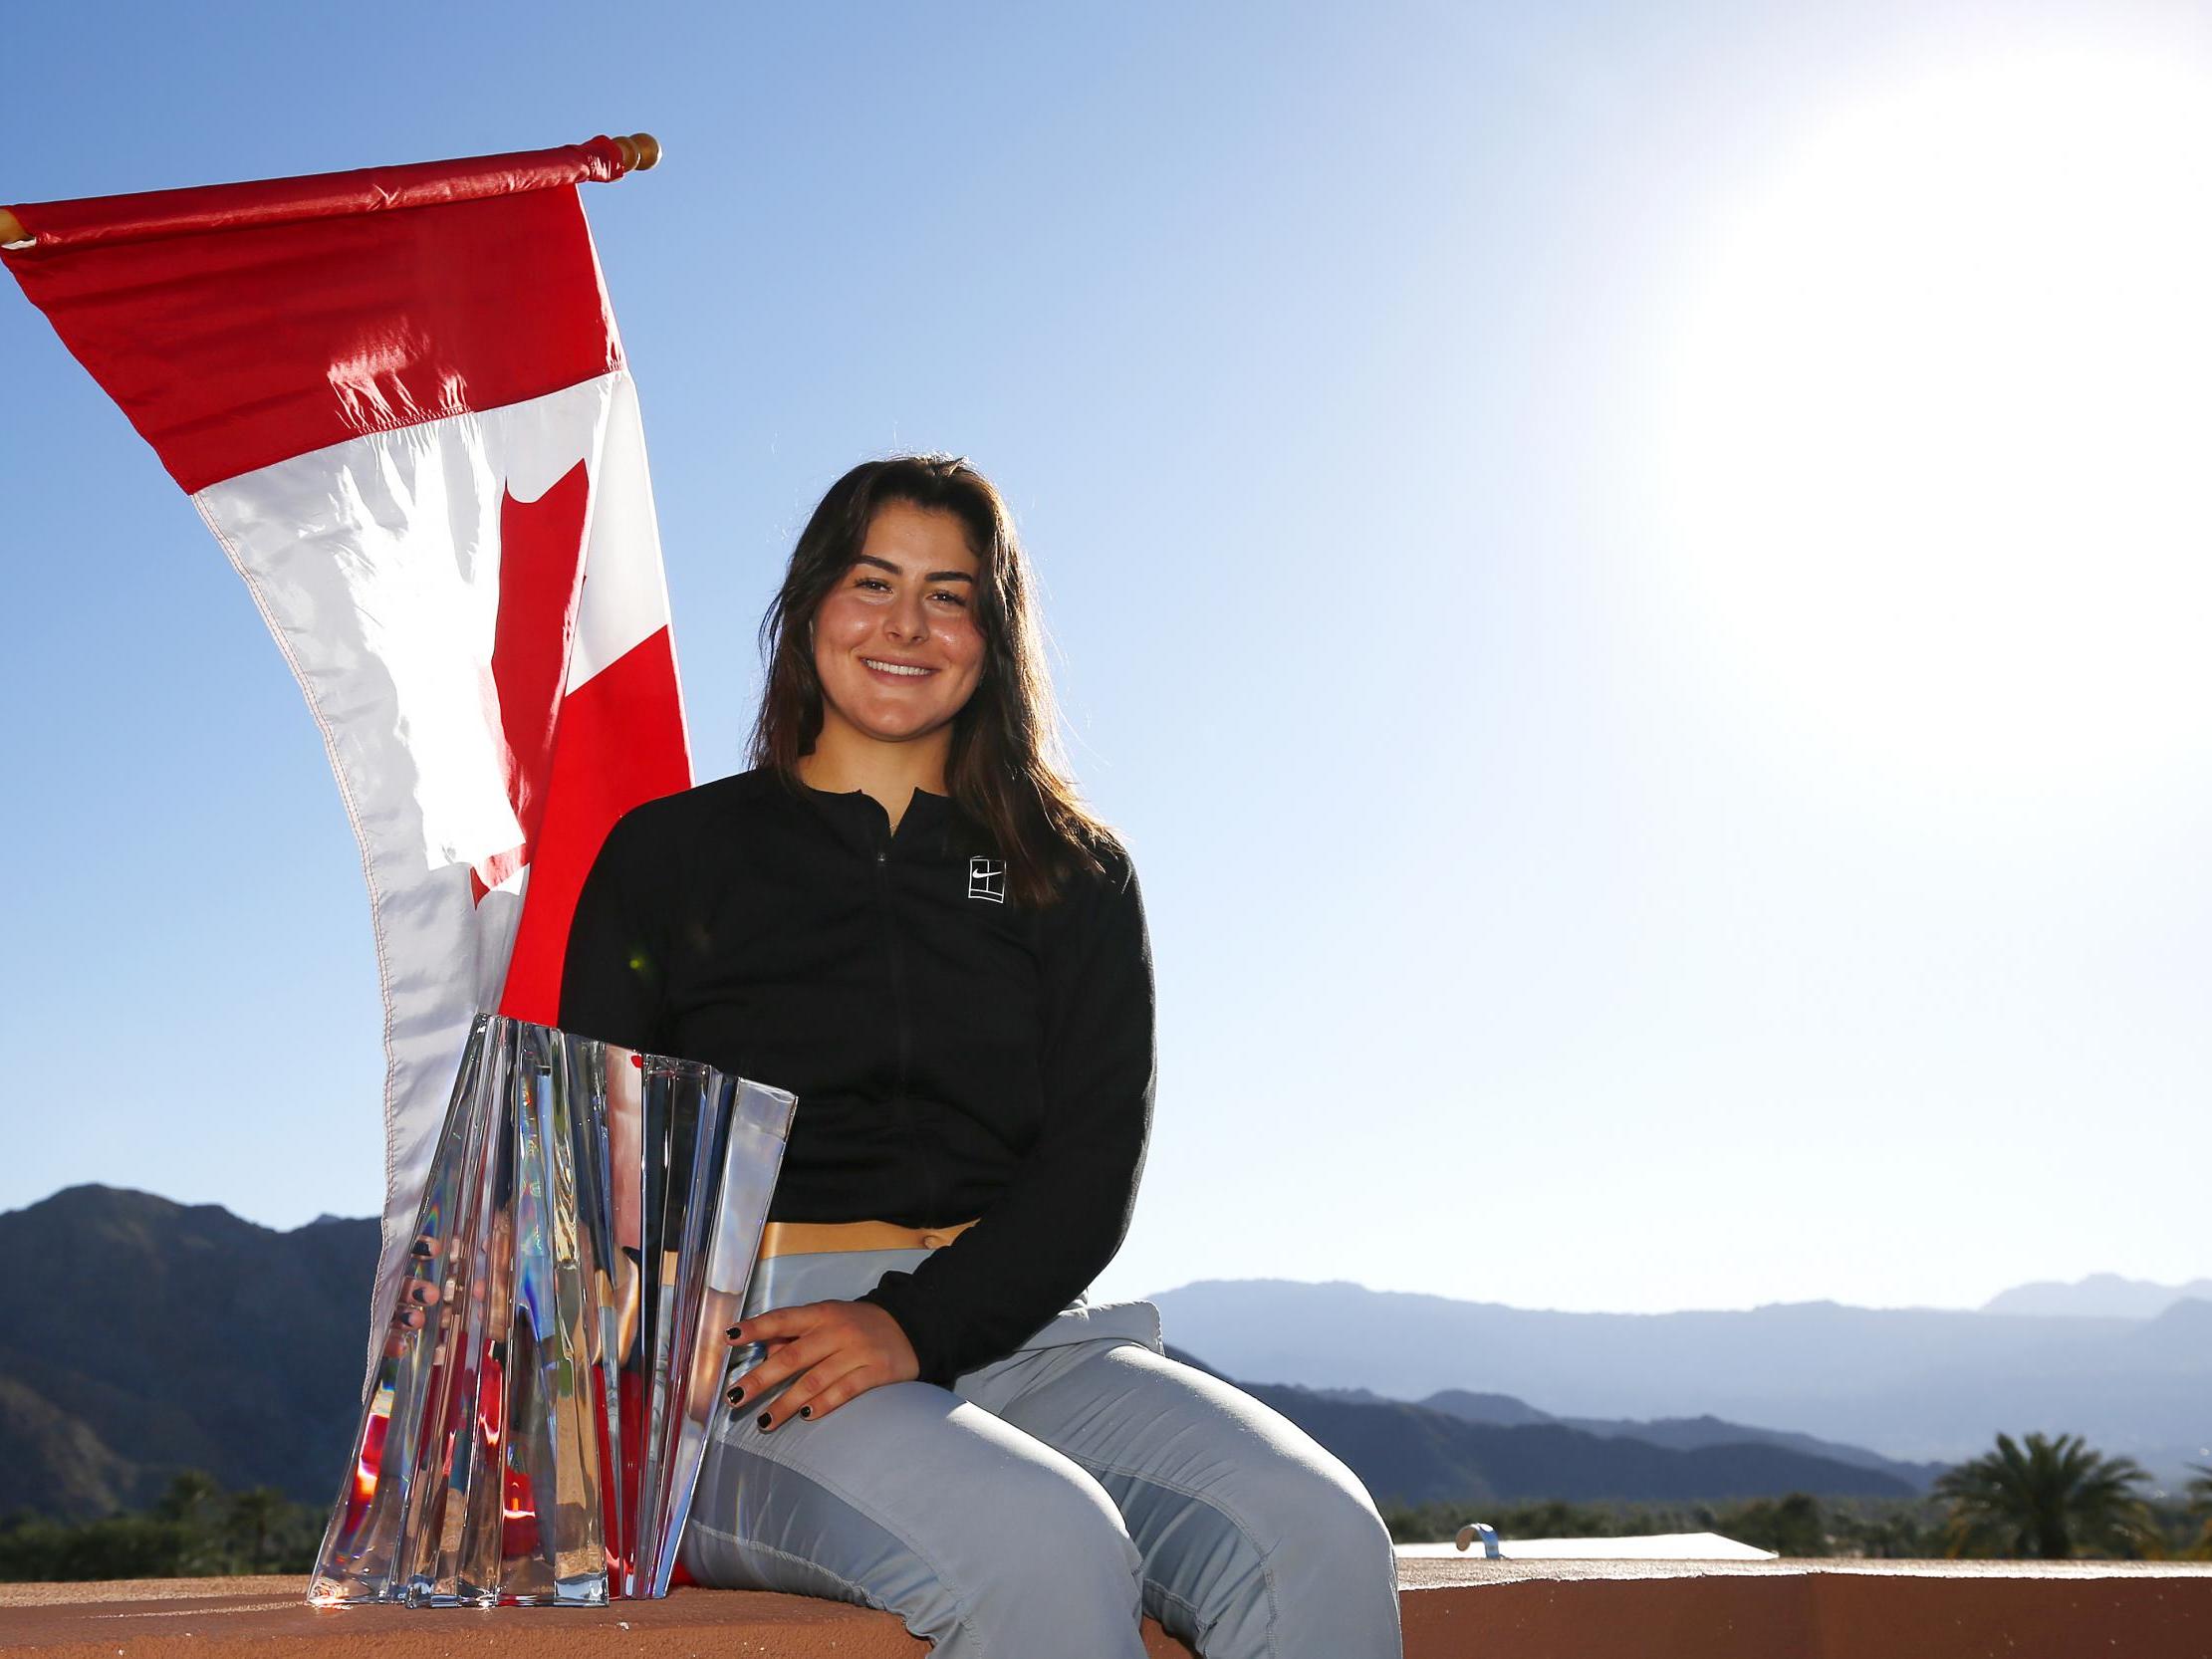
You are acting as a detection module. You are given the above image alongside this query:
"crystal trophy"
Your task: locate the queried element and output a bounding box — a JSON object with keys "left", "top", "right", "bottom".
{"left": 308, "top": 1015, "right": 794, "bottom": 1606}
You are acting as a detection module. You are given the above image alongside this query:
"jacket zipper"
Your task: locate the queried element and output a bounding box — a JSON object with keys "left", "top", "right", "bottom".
{"left": 873, "top": 837, "right": 912, "bottom": 1096}
{"left": 873, "top": 833, "right": 932, "bottom": 1220}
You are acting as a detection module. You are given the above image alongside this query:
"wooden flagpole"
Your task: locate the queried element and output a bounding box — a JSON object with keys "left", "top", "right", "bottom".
{"left": 612, "top": 133, "right": 662, "bottom": 172}
{"left": 0, "top": 134, "right": 658, "bottom": 251}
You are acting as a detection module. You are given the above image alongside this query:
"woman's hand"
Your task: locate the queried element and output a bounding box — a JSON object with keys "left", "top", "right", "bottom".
{"left": 383, "top": 1234, "right": 447, "bottom": 1357}
{"left": 725, "top": 1299, "right": 919, "bottom": 1429}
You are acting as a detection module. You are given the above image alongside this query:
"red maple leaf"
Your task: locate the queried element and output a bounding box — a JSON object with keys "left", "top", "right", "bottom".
{"left": 472, "top": 462, "right": 592, "bottom": 902}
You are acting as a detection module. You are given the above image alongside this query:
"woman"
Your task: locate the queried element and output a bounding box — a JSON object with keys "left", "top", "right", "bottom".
{"left": 560, "top": 454, "right": 1401, "bottom": 1657}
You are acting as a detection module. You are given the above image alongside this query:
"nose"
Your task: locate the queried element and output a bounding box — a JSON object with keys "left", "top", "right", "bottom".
{"left": 883, "top": 591, "right": 928, "bottom": 644}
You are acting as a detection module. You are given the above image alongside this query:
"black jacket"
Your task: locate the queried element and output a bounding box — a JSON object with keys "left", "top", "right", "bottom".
{"left": 558, "top": 767, "right": 1155, "bottom": 1384}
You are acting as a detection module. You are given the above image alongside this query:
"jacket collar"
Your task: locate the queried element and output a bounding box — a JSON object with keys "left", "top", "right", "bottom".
{"left": 795, "top": 778, "right": 954, "bottom": 856}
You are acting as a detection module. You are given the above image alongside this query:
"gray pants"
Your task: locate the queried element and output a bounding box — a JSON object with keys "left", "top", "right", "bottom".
{"left": 679, "top": 1248, "right": 1403, "bottom": 1658}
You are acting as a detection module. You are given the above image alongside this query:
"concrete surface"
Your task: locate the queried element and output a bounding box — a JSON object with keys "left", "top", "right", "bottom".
{"left": 1396, "top": 1531, "right": 1776, "bottom": 1560}
{"left": 5, "top": 1559, "right": 2211, "bottom": 1658}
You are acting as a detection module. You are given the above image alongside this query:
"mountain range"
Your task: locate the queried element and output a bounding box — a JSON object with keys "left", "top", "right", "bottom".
{"left": 1189, "top": 1367, "right": 1927, "bottom": 1507}
{"left": 1979, "top": 1273, "right": 2212, "bottom": 1319}
{"left": 1148, "top": 1278, "right": 2212, "bottom": 1481}
{"left": 0, "top": 1186, "right": 377, "bottom": 1520}
{"left": 4, "top": 1185, "right": 2201, "bottom": 1520}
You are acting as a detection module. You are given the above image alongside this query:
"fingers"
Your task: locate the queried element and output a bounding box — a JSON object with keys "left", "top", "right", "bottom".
{"left": 380, "top": 1296, "right": 436, "bottom": 1356}
{"left": 750, "top": 1348, "right": 871, "bottom": 1432}
{"left": 780, "top": 1357, "right": 884, "bottom": 1425}
{"left": 721, "top": 1302, "right": 831, "bottom": 1392}
{"left": 384, "top": 1235, "right": 450, "bottom": 1355}
{"left": 720, "top": 1300, "right": 915, "bottom": 1430}
{"left": 723, "top": 1305, "right": 836, "bottom": 1410}
{"left": 725, "top": 1329, "right": 831, "bottom": 1408}
{"left": 725, "top": 1303, "right": 821, "bottom": 1345}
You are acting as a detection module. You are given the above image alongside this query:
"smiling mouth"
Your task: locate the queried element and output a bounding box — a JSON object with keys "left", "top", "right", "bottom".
{"left": 861, "top": 658, "right": 935, "bottom": 678}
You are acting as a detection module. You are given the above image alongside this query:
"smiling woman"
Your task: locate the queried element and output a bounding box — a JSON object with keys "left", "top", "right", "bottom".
{"left": 1657, "top": 45, "right": 2212, "bottom": 802}
{"left": 558, "top": 454, "right": 1404, "bottom": 1657}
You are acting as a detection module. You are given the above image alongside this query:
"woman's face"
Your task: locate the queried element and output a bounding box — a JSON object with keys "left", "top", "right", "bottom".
{"left": 811, "top": 500, "right": 987, "bottom": 752}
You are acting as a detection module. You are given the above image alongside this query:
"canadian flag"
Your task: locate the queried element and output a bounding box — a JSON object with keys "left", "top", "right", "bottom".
{"left": 1, "top": 137, "right": 692, "bottom": 1359}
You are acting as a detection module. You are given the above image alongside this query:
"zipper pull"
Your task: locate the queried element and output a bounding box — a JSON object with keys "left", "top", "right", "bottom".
{"left": 875, "top": 846, "right": 887, "bottom": 866}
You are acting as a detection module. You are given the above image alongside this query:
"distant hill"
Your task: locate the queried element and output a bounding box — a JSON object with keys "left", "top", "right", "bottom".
{"left": 1164, "top": 1348, "right": 1924, "bottom": 1502}
{"left": 1554, "top": 1413, "right": 1945, "bottom": 1488}
{"left": 1980, "top": 1273, "right": 2212, "bottom": 1319}
{"left": 0, "top": 1185, "right": 378, "bottom": 1519}
{"left": 1235, "top": 1380, "right": 1917, "bottom": 1507}
{"left": 1423, "top": 1389, "right": 1556, "bottom": 1429}
{"left": 2123, "top": 1296, "right": 2212, "bottom": 1363}
{"left": 1417, "top": 1390, "right": 1943, "bottom": 1490}
{"left": 1149, "top": 1279, "right": 2212, "bottom": 1480}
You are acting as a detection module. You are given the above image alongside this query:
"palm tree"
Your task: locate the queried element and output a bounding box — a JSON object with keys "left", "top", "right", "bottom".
{"left": 2182, "top": 1464, "right": 2212, "bottom": 1560}
{"left": 1934, "top": 1432, "right": 2158, "bottom": 1559}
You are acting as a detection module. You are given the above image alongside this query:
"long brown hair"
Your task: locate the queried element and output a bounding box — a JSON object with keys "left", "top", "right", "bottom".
{"left": 749, "top": 454, "right": 1117, "bottom": 907}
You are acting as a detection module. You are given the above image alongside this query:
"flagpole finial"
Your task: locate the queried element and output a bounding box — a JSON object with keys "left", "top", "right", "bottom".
{"left": 614, "top": 134, "right": 662, "bottom": 173}
{"left": 0, "top": 208, "right": 28, "bottom": 248}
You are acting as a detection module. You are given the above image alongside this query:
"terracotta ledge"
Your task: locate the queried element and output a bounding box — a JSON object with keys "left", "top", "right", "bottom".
{"left": 5, "top": 1559, "right": 2211, "bottom": 1659}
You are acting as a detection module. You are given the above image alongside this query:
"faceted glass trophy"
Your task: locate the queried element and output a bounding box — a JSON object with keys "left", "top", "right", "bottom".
{"left": 308, "top": 1016, "right": 795, "bottom": 1606}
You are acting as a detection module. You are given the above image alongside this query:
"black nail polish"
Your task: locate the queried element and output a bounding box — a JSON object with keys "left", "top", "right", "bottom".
{"left": 725, "top": 1386, "right": 743, "bottom": 1404}
{"left": 726, "top": 1325, "right": 743, "bottom": 1340}
{"left": 409, "top": 1239, "right": 435, "bottom": 1258}
{"left": 798, "top": 1406, "right": 812, "bottom": 1419}
{"left": 757, "top": 1412, "right": 773, "bottom": 1432}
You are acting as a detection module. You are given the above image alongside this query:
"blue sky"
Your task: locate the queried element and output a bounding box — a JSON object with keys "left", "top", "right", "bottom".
{"left": 4, "top": 1, "right": 2208, "bottom": 1316}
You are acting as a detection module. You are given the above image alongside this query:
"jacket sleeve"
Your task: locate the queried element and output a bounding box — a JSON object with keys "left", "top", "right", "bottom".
{"left": 860, "top": 845, "right": 1156, "bottom": 1384}
{"left": 558, "top": 808, "right": 674, "bottom": 1055}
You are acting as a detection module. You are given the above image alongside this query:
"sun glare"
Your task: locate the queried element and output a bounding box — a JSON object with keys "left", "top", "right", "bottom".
{"left": 1659, "top": 47, "right": 2212, "bottom": 800}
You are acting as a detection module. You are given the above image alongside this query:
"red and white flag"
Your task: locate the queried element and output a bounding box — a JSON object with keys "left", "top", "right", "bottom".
{"left": 2, "top": 137, "right": 692, "bottom": 1357}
